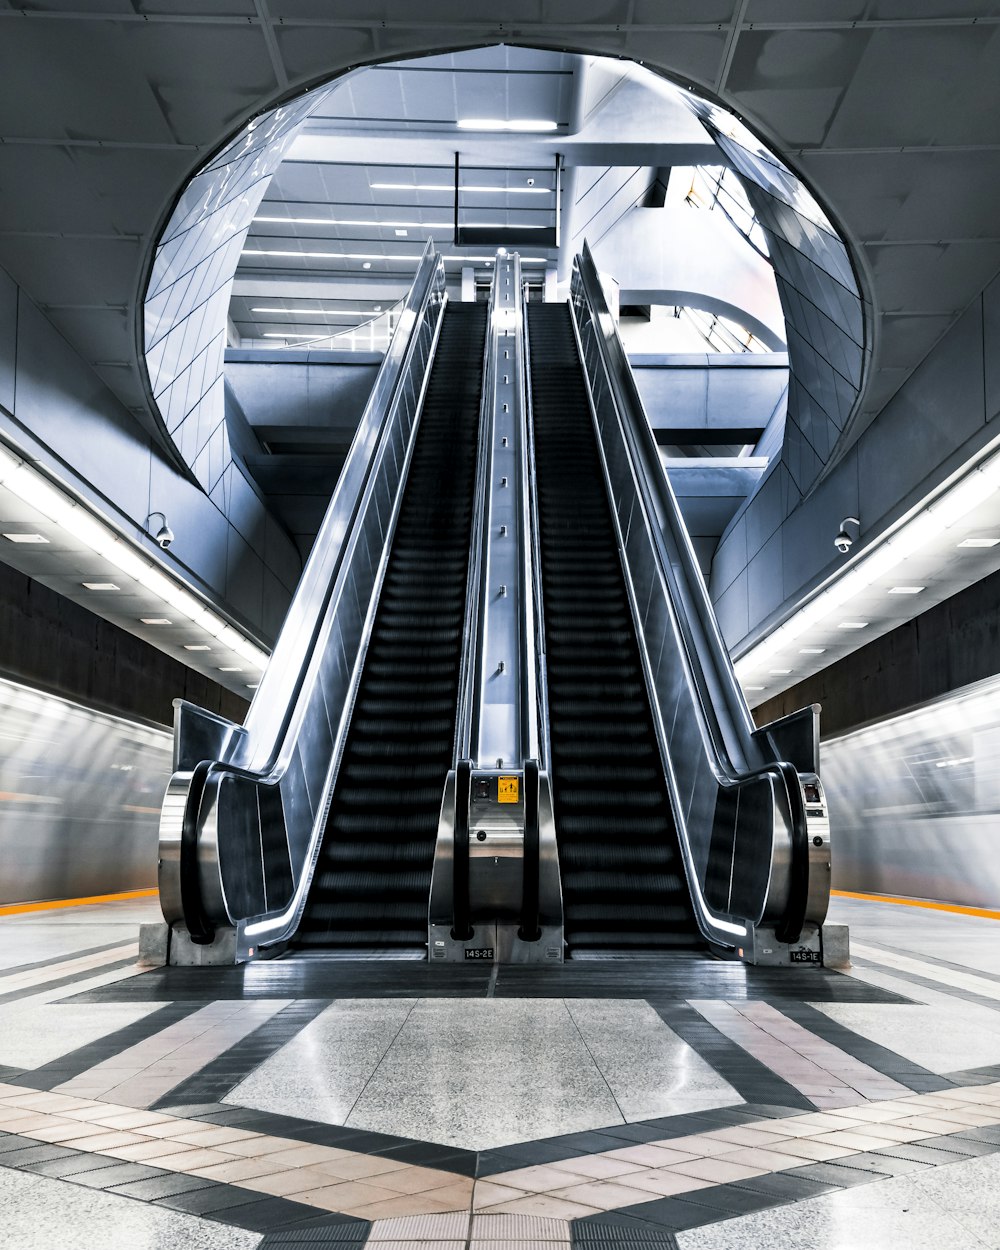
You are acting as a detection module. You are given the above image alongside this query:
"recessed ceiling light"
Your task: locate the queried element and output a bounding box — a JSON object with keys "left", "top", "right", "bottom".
{"left": 140, "top": 617, "right": 172, "bottom": 625}
{"left": 250, "top": 308, "right": 367, "bottom": 317}
{"left": 799, "top": 646, "right": 826, "bottom": 654}
{"left": 2, "top": 532, "right": 49, "bottom": 543}
{"left": 373, "top": 305, "right": 382, "bottom": 312}
{"left": 457, "top": 118, "right": 559, "bottom": 132}
{"left": 769, "top": 668, "right": 793, "bottom": 675}
{"left": 218, "top": 666, "right": 243, "bottom": 672}
{"left": 371, "top": 182, "right": 551, "bottom": 194}
{"left": 837, "top": 620, "right": 868, "bottom": 629}
{"left": 958, "top": 537, "right": 1000, "bottom": 547}
{"left": 82, "top": 582, "right": 119, "bottom": 591}
{"left": 184, "top": 643, "right": 211, "bottom": 651}
{"left": 394, "top": 228, "right": 408, "bottom": 237}
{"left": 362, "top": 262, "right": 372, "bottom": 269}
{"left": 254, "top": 216, "right": 452, "bottom": 229}
{"left": 888, "top": 585, "right": 925, "bottom": 594}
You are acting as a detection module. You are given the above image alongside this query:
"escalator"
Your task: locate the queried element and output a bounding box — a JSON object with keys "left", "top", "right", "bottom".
{"left": 293, "top": 301, "right": 488, "bottom": 952}
{"left": 527, "top": 302, "right": 699, "bottom": 954}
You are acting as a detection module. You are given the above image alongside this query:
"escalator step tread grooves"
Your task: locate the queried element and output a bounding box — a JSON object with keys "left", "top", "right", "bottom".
{"left": 294, "top": 302, "right": 488, "bottom": 952}
{"left": 527, "top": 302, "right": 699, "bottom": 954}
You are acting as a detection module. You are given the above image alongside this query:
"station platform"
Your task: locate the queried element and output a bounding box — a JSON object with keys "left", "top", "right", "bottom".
{"left": 0, "top": 895, "right": 998, "bottom": 1249}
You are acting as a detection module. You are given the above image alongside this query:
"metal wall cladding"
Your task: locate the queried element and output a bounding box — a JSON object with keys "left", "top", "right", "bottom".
{"left": 822, "top": 676, "right": 1000, "bottom": 908}
{"left": 0, "top": 676, "right": 171, "bottom": 906}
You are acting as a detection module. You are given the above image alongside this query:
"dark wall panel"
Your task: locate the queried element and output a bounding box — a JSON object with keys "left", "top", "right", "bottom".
{"left": 0, "top": 558, "right": 249, "bottom": 728}
{"left": 752, "top": 566, "right": 1000, "bottom": 738}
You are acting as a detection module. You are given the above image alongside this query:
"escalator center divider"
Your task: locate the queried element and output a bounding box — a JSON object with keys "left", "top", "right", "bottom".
{"left": 526, "top": 303, "right": 699, "bottom": 954}
{"left": 293, "top": 302, "right": 489, "bottom": 953}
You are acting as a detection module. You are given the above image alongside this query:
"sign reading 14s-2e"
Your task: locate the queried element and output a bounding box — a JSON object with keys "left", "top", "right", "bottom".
{"left": 464, "top": 948, "right": 495, "bottom": 959}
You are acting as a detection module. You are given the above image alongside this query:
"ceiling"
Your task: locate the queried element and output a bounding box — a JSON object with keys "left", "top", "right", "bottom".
{"left": 2, "top": 2, "right": 1000, "bottom": 693}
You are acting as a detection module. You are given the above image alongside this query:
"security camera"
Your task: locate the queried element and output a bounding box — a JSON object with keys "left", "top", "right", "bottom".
{"left": 146, "top": 512, "right": 174, "bottom": 550}
{"left": 834, "top": 515, "right": 859, "bottom": 555}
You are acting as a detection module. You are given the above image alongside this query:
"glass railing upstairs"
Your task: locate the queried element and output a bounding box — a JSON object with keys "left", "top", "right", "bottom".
{"left": 569, "top": 242, "right": 830, "bottom": 958}
{"left": 158, "top": 241, "right": 448, "bottom": 963}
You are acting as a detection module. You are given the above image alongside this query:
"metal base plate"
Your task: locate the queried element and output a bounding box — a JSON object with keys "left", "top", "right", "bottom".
{"left": 429, "top": 923, "right": 563, "bottom": 963}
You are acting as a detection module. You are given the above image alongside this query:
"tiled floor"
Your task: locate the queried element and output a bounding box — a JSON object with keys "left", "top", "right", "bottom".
{"left": 0, "top": 895, "right": 999, "bottom": 1248}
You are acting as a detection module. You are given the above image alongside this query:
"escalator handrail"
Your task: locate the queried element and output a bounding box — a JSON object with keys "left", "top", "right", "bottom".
{"left": 455, "top": 276, "right": 503, "bottom": 763}
{"left": 170, "top": 246, "right": 448, "bottom": 942}
{"left": 240, "top": 239, "right": 445, "bottom": 776}
{"left": 520, "top": 302, "right": 553, "bottom": 773}
{"left": 572, "top": 244, "right": 811, "bottom": 941}
{"left": 452, "top": 759, "right": 473, "bottom": 940}
{"left": 519, "top": 757, "right": 541, "bottom": 941}
{"left": 574, "top": 243, "right": 759, "bottom": 771}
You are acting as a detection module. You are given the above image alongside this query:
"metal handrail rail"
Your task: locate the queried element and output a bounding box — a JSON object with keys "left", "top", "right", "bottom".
{"left": 575, "top": 242, "right": 759, "bottom": 770}
{"left": 520, "top": 302, "right": 553, "bottom": 774}
{"left": 571, "top": 243, "right": 812, "bottom": 943}
{"left": 455, "top": 274, "right": 502, "bottom": 763}
{"left": 163, "top": 243, "right": 449, "bottom": 947}
{"left": 241, "top": 239, "right": 445, "bottom": 776}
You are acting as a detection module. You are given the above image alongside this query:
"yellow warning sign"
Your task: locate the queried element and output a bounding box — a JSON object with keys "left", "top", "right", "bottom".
{"left": 498, "top": 776, "right": 519, "bottom": 804}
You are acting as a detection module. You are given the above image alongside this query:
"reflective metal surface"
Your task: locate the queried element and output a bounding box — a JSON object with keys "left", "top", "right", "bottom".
{"left": 822, "top": 676, "right": 1000, "bottom": 908}
{"left": 569, "top": 244, "right": 828, "bottom": 949}
{"left": 159, "top": 243, "right": 448, "bottom": 957}
{"left": 471, "top": 255, "right": 532, "bottom": 770}
{"left": 0, "top": 675, "right": 171, "bottom": 906}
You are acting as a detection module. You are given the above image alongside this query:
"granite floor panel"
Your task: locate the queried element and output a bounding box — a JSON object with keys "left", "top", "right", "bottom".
{"left": 0, "top": 894, "right": 998, "bottom": 1250}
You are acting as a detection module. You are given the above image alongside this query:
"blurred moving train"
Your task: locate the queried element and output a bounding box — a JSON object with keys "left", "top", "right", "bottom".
{"left": 2, "top": 666, "right": 998, "bottom": 912}
{"left": 822, "top": 673, "right": 1000, "bottom": 909}
{"left": 0, "top": 675, "right": 170, "bottom": 906}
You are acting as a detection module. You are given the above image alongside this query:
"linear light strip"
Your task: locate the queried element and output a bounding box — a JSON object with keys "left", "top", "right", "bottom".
{"left": 734, "top": 445, "right": 1000, "bottom": 680}
{"left": 0, "top": 444, "right": 270, "bottom": 672}
{"left": 253, "top": 216, "right": 549, "bottom": 229}
{"left": 370, "top": 183, "right": 552, "bottom": 194}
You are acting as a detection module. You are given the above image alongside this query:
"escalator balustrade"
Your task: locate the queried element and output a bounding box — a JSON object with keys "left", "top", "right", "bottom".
{"left": 293, "top": 302, "right": 488, "bottom": 952}
{"left": 527, "top": 302, "right": 699, "bottom": 954}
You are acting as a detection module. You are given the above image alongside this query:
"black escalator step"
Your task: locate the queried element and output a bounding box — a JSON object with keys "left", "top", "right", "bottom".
{"left": 528, "top": 302, "right": 697, "bottom": 954}
{"left": 295, "top": 302, "right": 487, "bottom": 952}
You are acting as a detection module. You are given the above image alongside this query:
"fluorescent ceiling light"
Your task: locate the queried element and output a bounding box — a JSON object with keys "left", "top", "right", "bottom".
{"left": 837, "top": 620, "right": 868, "bottom": 629}
{"left": 394, "top": 228, "right": 407, "bottom": 236}
{"left": 371, "top": 182, "right": 551, "bottom": 194}
{"left": 242, "top": 249, "right": 419, "bottom": 262}
{"left": 457, "top": 118, "right": 558, "bottom": 131}
{"left": 262, "top": 332, "right": 336, "bottom": 339}
{"left": 799, "top": 646, "right": 826, "bottom": 654}
{"left": 219, "top": 666, "right": 243, "bottom": 672}
{"left": 0, "top": 443, "right": 269, "bottom": 671}
{"left": 82, "top": 582, "right": 119, "bottom": 591}
{"left": 769, "top": 668, "right": 792, "bottom": 675}
{"left": 888, "top": 585, "right": 925, "bottom": 594}
{"left": 745, "top": 685, "right": 766, "bottom": 691}
{"left": 184, "top": 643, "right": 211, "bottom": 651}
{"left": 254, "top": 216, "right": 452, "bottom": 228}
{"left": 2, "top": 532, "right": 48, "bottom": 543}
{"left": 250, "top": 308, "right": 376, "bottom": 317}
{"left": 736, "top": 447, "right": 1000, "bottom": 680}
{"left": 140, "top": 617, "right": 172, "bottom": 625}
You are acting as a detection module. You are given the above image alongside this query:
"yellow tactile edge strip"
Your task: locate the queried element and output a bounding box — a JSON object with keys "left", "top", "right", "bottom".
{"left": 0, "top": 889, "right": 158, "bottom": 917}
{"left": 831, "top": 889, "right": 1000, "bottom": 921}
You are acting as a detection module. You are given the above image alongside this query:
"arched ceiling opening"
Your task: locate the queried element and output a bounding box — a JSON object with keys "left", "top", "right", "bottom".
{"left": 143, "top": 43, "right": 865, "bottom": 527}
